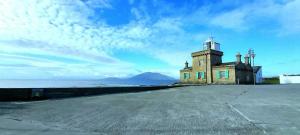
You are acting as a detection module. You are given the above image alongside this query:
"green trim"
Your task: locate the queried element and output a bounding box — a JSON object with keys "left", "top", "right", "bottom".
{"left": 184, "top": 73, "right": 190, "bottom": 79}
{"left": 225, "top": 69, "right": 229, "bottom": 79}
{"left": 195, "top": 72, "right": 199, "bottom": 79}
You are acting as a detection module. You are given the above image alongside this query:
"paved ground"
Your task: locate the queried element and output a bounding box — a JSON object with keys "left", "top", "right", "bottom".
{"left": 0, "top": 84, "right": 300, "bottom": 135}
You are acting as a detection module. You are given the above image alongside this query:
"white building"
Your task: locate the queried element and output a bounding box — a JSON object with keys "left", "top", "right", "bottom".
{"left": 280, "top": 74, "right": 300, "bottom": 84}
{"left": 253, "top": 66, "right": 263, "bottom": 83}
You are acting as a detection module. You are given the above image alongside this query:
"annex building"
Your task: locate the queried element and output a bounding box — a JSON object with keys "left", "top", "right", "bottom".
{"left": 180, "top": 37, "right": 262, "bottom": 84}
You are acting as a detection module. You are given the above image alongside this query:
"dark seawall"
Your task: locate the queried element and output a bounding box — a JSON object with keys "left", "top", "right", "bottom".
{"left": 0, "top": 86, "right": 179, "bottom": 101}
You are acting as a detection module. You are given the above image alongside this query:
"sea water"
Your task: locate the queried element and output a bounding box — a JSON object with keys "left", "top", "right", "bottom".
{"left": 0, "top": 79, "right": 104, "bottom": 88}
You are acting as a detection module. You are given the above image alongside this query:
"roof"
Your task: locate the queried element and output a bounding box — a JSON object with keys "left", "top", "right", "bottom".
{"left": 215, "top": 63, "right": 261, "bottom": 72}
{"left": 253, "top": 66, "right": 262, "bottom": 73}
{"left": 219, "top": 62, "right": 236, "bottom": 66}
{"left": 181, "top": 67, "right": 192, "bottom": 71}
{"left": 191, "top": 49, "right": 223, "bottom": 57}
{"left": 213, "top": 62, "right": 236, "bottom": 68}
{"left": 282, "top": 74, "right": 300, "bottom": 76}
{"left": 213, "top": 62, "right": 236, "bottom": 67}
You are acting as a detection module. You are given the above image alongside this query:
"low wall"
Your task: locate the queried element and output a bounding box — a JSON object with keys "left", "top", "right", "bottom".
{"left": 280, "top": 75, "right": 300, "bottom": 84}
{"left": 0, "top": 86, "right": 179, "bottom": 101}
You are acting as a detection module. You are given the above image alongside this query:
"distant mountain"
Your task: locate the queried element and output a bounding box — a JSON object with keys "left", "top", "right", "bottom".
{"left": 99, "top": 72, "right": 178, "bottom": 86}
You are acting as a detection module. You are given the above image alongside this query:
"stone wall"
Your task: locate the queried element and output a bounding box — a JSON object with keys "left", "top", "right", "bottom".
{"left": 189, "top": 49, "right": 223, "bottom": 84}
{"left": 180, "top": 48, "right": 255, "bottom": 85}
{"left": 180, "top": 69, "right": 193, "bottom": 83}
{"left": 212, "top": 66, "right": 236, "bottom": 84}
{"left": 235, "top": 69, "right": 254, "bottom": 84}
{"left": 235, "top": 64, "right": 254, "bottom": 84}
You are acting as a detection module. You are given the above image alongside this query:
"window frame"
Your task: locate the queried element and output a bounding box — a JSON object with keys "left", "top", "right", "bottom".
{"left": 220, "top": 71, "right": 226, "bottom": 79}
{"left": 196, "top": 72, "right": 206, "bottom": 80}
{"left": 184, "top": 73, "right": 190, "bottom": 79}
{"left": 217, "top": 69, "right": 229, "bottom": 80}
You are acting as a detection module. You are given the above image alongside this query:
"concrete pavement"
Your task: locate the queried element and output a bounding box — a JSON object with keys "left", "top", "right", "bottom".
{"left": 0, "top": 84, "right": 300, "bottom": 135}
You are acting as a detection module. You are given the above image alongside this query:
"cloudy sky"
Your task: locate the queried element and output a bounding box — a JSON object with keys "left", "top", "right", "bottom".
{"left": 0, "top": 0, "right": 299, "bottom": 79}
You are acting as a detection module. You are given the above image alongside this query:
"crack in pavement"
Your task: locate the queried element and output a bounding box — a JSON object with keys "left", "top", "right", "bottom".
{"left": 225, "top": 89, "right": 268, "bottom": 135}
{"left": 226, "top": 103, "right": 268, "bottom": 135}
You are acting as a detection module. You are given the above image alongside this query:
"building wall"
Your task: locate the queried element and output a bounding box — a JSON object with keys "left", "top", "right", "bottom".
{"left": 235, "top": 68, "right": 254, "bottom": 84}
{"left": 280, "top": 75, "right": 300, "bottom": 84}
{"left": 192, "top": 54, "right": 207, "bottom": 72}
{"left": 180, "top": 65, "right": 254, "bottom": 84}
{"left": 192, "top": 53, "right": 210, "bottom": 84}
{"left": 180, "top": 69, "right": 207, "bottom": 84}
{"left": 210, "top": 54, "right": 222, "bottom": 66}
{"left": 190, "top": 50, "right": 222, "bottom": 83}
{"left": 180, "top": 70, "right": 193, "bottom": 83}
{"left": 189, "top": 71, "right": 207, "bottom": 84}
{"left": 190, "top": 50, "right": 223, "bottom": 84}
{"left": 179, "top": 44, "right": 258, "bottom": 85}
{"left": 255, "top": 68, "right": 263, "bottom": 83}
{"left": 212, "top": 66, "right": 236, "bottom": 84}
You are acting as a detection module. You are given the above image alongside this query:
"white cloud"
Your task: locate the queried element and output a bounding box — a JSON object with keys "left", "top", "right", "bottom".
{"left": 0, "top": 0, "right": 152, "bottom": 79}
{"left": 278, "top": 0, "right": 300, "bottom": 34}
{"left": 211, "top": 10, "right": 248, "bottom": 31}
{"left": 0, "top": 41, "right": 137, "bottom": 79}
{"left": 205, "top": 0, "right": 300, "bottom": 34}
{"left": 131, "top": 17, "right": 205, "bottom": 75}
{"left": 2, "top": 0, "right": 298, "bottom": 79}
{"left": 84, "top": 0, "right": 112, "bottom": 9}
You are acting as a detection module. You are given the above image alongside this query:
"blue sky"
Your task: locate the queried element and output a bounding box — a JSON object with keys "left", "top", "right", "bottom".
{"left": 0, "top": 0, "right": 299, "bottom": 79}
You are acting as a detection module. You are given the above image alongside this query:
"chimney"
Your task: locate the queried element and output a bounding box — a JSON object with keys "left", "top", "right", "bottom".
{"left": 244, "top": 54, "right": 250, "bottom": 65}
{"left": 185, "top": 61, "right": 189, "bottom": 68}
{"left": 236, "top": 52, "right": 241, "bottom": 64}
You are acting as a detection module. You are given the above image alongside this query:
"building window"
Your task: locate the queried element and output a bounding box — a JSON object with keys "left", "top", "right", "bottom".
{"left": 198, "top": 60, "right": 204, "bottom": 66}
{"left": 198, "top": 72, "right": 202, "bottom": 79}
{"left": 184, "top": 73, "right": 190, "bottom": 79}
{"left": 216, "top": 70, "right": 229, "bottom": 79}
{"left": 196, "top": 72, "right": 206, "bottom": 80}
{"left": 220, "top": 71, "right": 226, "bottom": 78}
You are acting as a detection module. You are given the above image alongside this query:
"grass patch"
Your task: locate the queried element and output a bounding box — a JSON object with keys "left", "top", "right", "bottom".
{"left": 263, "top": 77, "right": 280, "bottom": 84}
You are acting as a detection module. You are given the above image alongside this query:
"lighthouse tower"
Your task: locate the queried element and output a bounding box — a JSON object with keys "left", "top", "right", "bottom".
{"left": 190, "top": 37, "right": 223, "bottom": 83}
{"left": 203, "top": 36, "right": 221, "bottom": 51}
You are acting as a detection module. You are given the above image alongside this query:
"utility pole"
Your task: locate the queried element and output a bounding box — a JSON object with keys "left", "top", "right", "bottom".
{"left": 248, "top": 49, "right": 252, "bottom": 65}
{"left": 249, "top": 49, "right": 256, "bottom": 85}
